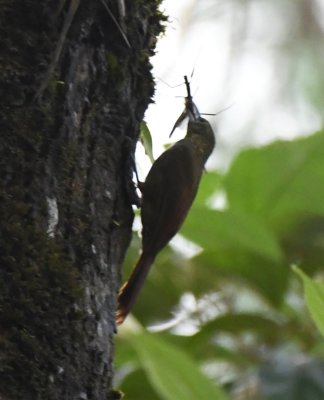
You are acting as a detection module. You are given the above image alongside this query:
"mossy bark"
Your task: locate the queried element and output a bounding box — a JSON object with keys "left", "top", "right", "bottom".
{"left": 0, "top": 1, "right": 165, "bottom": 399}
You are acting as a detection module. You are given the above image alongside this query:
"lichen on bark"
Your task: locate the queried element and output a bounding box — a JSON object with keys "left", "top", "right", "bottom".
{"left": 0, "top": 0, "right": 166, "bottom": 398}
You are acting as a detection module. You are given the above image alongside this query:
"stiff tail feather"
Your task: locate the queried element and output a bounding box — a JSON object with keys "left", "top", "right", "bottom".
{"left": 116, "top": 253, "right": 154, "bottom": 325}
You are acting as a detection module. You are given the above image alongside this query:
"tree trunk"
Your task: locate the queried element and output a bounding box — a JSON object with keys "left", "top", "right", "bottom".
{"left": 0, "top": 1, "right": 165, "bottom": 398}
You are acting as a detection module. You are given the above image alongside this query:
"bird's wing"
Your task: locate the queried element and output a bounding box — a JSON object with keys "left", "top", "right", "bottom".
{"left": 141, "top": 142, "right": 199, "bottom": 254}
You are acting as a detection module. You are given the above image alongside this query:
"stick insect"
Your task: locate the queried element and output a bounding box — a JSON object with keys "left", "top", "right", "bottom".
{"left": 169, "top": 75, "right": 201, "bottom": 137}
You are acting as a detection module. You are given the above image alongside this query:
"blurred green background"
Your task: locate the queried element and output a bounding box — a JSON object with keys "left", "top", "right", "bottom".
{"left": 116, "top": 1, "right": 324, "bottom": 399}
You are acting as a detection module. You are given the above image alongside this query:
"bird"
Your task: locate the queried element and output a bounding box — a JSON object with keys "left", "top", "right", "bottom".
{"left": 116, "top": 78, "right": 215, "bottom": 324}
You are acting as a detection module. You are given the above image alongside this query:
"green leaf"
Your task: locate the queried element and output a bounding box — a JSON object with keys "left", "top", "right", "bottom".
{"left": 224, "top": 131, "right": 324, "bottom": 222}
{"left": 130, "top": 333, "right": 228, "bottom": 400}
{"left": 180, "top": 207, "right": 287, "bottom": 304}
{"left": 194, "top": 250, "right": 287, "bottom": 305}
{"left": 117, "top": 366, "right": 163, "bottom": 400}
{"left": 293, "top": 266, "right": 324, "bottom": 338}
{"left": 140, "top": 121, "right": 155, "bottom": 163}
{"left": 195, "top": 171, "right": 223, "bottom": 206}
{"left": 182, "top": 207, "right": 283, "bottom": 262}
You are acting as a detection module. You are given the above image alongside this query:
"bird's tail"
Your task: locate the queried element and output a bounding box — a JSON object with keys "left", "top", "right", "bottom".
{"left": 116, "top": 252, "right": 154, "bottom": 325}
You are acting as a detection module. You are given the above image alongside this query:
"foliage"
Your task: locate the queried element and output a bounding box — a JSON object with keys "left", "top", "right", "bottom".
{"left": 294, "top": 267, "right": 324, "bottom": 339}
{"left": 140, "top": 121, "right": 155, "bottom": 163}
{"left": 116, "top": 129, "right": 324, "bottom": 399}
{"left": 130, "top": 333, "right": 227, "bottom": 400}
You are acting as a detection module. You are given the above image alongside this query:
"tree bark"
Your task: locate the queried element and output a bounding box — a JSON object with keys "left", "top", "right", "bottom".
{"left": 0, "top": 1, "right": 165, "bottom": 398}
